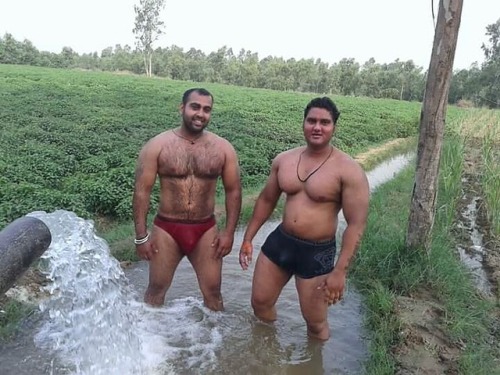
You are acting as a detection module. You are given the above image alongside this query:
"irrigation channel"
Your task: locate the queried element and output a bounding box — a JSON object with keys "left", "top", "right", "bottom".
{"left": 0, "top": 154, "right": 432, "bottom": 375}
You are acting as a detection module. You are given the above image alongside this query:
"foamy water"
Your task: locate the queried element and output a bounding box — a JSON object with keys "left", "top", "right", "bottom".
{"left": 27, "top": 210, "right": 174, "bottom": 375}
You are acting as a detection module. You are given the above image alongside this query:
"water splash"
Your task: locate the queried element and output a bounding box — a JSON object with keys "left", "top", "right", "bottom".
{"left": 27, "top": 210, "right": 173, "bottom": 375}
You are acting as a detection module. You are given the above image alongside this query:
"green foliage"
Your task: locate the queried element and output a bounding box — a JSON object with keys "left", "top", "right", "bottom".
{"left": 0, "top": 65, "right": 424, "bottom": 225}
{"left": 0, "top": 300, "right": 34, "bottom": 339}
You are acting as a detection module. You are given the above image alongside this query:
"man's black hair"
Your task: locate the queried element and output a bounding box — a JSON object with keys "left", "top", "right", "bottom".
{"left": 304, "top": 97, "right": 340, "bottom": 124}
{"left": 182, "top": 88, "right": 214, "bottom": 105}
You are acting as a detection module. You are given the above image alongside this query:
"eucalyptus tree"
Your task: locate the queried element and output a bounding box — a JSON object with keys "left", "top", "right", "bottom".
{"left": 406, "top": 0, "right": 463, "bottom": 250}
{"left": 359, "top": 58, "right": 381, "bottom": 98}
{"left": 315, "top": 59, "right": 333, "bottom": 94}
{"left": 238, "top": 49, "right": 260, "bottom": 88}
{"left": 165, "top": 45, "right": 190, "bottom": 80}
{"left": 132, "top": 0, "right": 166, "bottom": 77}
{"left": 479, "top": 18, "right": 500, "bottom": 107}
{"left": 185, "top": 48, "right": 208, "bottom": 82}
{"left": 335, "top": 58, "right": 360, "bottom": 96}
{"left": 206, "top": 46, "right": 230, "bottom": 83}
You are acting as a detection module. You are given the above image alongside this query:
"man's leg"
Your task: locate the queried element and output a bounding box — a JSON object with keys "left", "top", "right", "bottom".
{"left": 145, "top": 226, "right": 183, "bottom": 306}
{"left": 296, "top": 275, "right": 330, "bottom": 340}
{"left": 251, "top": 252, "right": 291, "bottom": 322}
{"left": 188, "top": 226, "right": 224, "bottom": 311}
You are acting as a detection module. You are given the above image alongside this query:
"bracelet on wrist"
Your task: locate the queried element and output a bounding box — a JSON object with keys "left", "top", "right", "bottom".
{"left": 134, "top": 233, "right": 150, "bottom": 245}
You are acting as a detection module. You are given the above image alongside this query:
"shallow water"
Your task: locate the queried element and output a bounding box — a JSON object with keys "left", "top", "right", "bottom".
{"left": 456, "top": 192, "right": 493, "bottom": 296}
{"left": 0, "top": 153, "right": 415, "bottom": 375}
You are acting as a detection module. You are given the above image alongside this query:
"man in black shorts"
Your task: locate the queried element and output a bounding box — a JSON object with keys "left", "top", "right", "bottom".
{"left": 239, "top": 97, "right": 369, "bottom": 340}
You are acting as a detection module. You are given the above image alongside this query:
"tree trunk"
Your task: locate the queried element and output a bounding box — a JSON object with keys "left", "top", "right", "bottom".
{"left": 148, "top": 53, "right": 152, "bottom": 77}
{"left": 406, "top": 0, "right": 463, "bottom": 251}
{"left": 143, "top": 54, "right": 148, "bottom": 76}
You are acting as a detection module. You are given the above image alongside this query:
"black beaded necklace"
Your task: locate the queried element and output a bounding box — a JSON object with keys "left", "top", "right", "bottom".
{"left": 172, "top": 129, "right": 203, "bottom": 144}
{"left": 296, "top": 146, "right": 334, "bottom": 183}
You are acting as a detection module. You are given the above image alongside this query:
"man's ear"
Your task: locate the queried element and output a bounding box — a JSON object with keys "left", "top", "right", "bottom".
{"left": 179, "top": 104, "right": 184, "bottom": 114}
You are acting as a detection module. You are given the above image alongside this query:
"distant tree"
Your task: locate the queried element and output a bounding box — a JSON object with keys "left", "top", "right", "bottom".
{"left": 60, "top": 46, "right": 77, "bottom": 68}
{"left": 132, "top": 0, "right": 166, "bottom": 77}
{"left": 185, "top": 48, "right": 208, "bottom": 82}
{"left": 482, "top": 19, "right": 500, "bottom": 61}
{"left": 335, "top": 58, "right": 360, "bottom": 96}
{"left": 479, "top": 18, "right": 500, "bottom": 107}
{"left": 0, "top": 33, "right": 22, "bottom": 64}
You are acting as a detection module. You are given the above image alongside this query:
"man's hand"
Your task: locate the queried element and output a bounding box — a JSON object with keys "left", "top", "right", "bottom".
{"left": 318, "top": 269, "right": 346, "bottom": 305}
{"left": 239, "top": 240, "right": 253, "bottom": 270}
{"left": 135, "top": 241, "right": 157, "bottom": 261}
{"left": 212, "top": 230, "right": 234, "bottom": 259}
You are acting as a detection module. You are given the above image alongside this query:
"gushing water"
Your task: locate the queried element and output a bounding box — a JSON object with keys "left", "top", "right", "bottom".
{"left": 27, "top": 210, "right": 173, "bottom": 375}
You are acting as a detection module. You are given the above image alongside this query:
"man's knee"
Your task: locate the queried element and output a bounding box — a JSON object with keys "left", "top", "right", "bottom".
{"left": 251, "top": 293, "right": 277, "bottom": 321}
{"left": 305, "top": 320, "right": 330, "bottom": 340}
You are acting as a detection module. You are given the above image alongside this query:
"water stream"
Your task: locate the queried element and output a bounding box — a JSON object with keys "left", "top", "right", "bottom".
{"left": 0, "top": 153, "right": 416, "bottom": 375}
{"left": 456, "top": 193, "right": 493, "bottom": 296}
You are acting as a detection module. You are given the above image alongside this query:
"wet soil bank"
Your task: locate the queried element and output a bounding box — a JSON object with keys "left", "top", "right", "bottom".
{"left": 392, "top": 143, "right": 500, "bottom": 374}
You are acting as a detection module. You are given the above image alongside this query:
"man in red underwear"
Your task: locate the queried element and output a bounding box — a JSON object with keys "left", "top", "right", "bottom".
{"left": 133, "top": 88, "right": 242, "bottom": 311}
{"left": 239, "top": 97, "right": 369, "bottom": 340}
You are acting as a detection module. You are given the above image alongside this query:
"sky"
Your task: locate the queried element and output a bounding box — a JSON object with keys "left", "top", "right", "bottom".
{"left": 1, "top": 0, "right": 499, "bottom": 70}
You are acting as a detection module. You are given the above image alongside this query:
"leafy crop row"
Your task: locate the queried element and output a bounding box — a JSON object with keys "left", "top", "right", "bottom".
{"left": 0, "top": 65, "right": 423, "bottom": 226}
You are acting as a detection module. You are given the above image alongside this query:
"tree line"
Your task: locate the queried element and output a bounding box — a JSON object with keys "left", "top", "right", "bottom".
{"left": 0, "top": 18, "right": 498, "bottom": 108}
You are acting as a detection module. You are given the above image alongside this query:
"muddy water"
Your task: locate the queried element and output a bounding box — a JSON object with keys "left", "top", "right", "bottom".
{"left": 456, "top": 194, "right": 493, "bottom": 296}
{"left": 0, "top": 153, "right": 414, "bottom": 375}
{"left": 122, "top": 220, "right": 368, "bottom": 374}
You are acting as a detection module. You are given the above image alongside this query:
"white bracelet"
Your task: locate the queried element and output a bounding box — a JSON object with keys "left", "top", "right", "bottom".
{"left": 134, "top": 233, "right": 150, "bottom": 245}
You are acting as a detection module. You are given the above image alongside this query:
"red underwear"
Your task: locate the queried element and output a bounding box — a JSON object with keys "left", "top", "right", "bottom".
{"left": 153, "top": 214, "right": 216, "bottom": 255}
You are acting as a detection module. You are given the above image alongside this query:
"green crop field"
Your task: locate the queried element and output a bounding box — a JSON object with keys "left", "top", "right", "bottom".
{"left": 0, "top": 64, "right": 443, "bottom": 226}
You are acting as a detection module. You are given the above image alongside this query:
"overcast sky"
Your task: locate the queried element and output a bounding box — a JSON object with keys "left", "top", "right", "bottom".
{"left": 1, "top": 0, "right": 499, "bottom": 70}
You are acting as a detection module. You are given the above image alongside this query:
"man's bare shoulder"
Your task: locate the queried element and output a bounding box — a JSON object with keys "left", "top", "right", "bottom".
{"left": 274, "top": 147, "right": 304, "bottom": 163}
{"left": 334, "top": 148, "right": 367, "bottom": 177}
{"left": 205, "top": 131, "right": 237, "bottom": 152}
{"left": 146, "top": 130, "right": 173, "bottom": 145}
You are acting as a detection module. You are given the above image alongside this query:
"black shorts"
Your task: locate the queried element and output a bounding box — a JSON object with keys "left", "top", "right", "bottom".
{"left": 261, "top": 224, "right": 336, "bottom": 279}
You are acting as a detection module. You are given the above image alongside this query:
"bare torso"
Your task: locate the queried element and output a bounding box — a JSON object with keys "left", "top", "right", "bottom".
{"left": 277, "top": 147, "right": 353, "bottom": 242}
{"left": 156, "top": 131, "right": 226, "bottom": 220}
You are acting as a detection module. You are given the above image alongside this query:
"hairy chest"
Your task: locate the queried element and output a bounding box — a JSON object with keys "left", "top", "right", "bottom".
{"left": 158, "top": 144, "right": 224, "bottom": 179}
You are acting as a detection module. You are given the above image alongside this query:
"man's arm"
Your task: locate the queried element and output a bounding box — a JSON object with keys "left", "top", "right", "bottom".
{"left": 132, "top": 139, "right": 160, "bottom": 239}
{"left": 320, "top": 161, "right": 369, "bottom": 303}
{"left": 334, "top": 163, "right": 370, "bottom": 273}
{"left": 221, "top": 143, "right": 242, "bottom": 234}
{"left": 239, "top": 156, "right": 282, "bottom": 269}
{"left": 243, "top": 157, "right": 282, "bottom": 242}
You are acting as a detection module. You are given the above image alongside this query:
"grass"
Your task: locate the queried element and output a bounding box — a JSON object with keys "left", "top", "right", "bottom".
{"left": 352, "top": 118, "right": 499, "bottom": 373}
{"left": 455, "top": 109, "right": 500, "bottom": 236}
{"left": 0, "top": 299, "right": 34, "bottom": 339}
